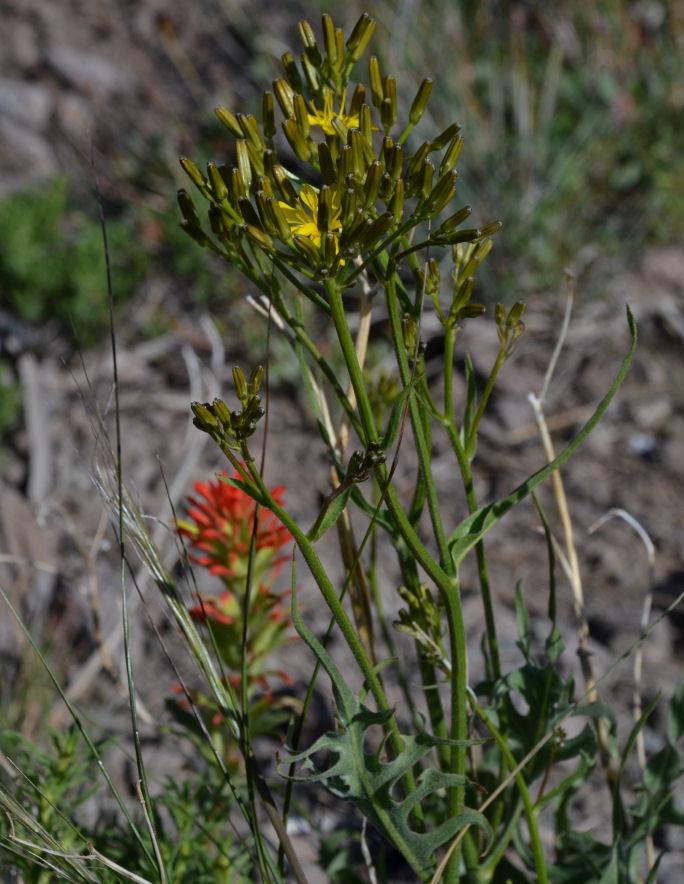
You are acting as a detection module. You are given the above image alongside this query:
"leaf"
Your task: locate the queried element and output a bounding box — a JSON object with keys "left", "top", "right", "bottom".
{"left": 448, "top": 307, "right": 637, "bottom": 567}
{"left": 285, "top": 574, "right": 491, "bottom": 880}
{"left": 306, "top": 484, "right": 353, "bottom": 541}
{"left": 667, "top": 666, "right": 684, "bottom": 745}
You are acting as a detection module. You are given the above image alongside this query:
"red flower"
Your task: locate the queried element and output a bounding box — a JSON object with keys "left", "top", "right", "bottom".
{"left": 177, "top": 471, "right": 292, "bottom": 587}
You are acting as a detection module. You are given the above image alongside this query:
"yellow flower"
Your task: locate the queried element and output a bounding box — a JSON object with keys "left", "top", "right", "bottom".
{"left": 278, "top": 184, "right": 343, "bottom": 258}
{"left": 307, "top": 89, "right": 359, "bottom": 136}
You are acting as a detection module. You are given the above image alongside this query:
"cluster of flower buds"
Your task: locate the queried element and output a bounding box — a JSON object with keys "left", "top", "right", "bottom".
{"left": 191, "top": 365, "right": 265, "bottom": 453}
{"left": 177, "top": 12, "right": 501, "bottom": 283}
{"left": 495, "top": 300, "right": 526, "bottom": 356}
{"left": 394, "top": 582, "right": 448, "bottom": 673}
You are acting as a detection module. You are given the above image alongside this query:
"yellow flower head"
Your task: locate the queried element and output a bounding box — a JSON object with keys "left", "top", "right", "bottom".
{"left": 279, "top": 184, "right": 343, "bottom": 257}
{"left": 306, "top": 89, "right": 360, "bottom": 136}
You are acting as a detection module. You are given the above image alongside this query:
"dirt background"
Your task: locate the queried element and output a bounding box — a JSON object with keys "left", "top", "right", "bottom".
{"left": 1, "top": 0, "right": 683, "bottom": 880}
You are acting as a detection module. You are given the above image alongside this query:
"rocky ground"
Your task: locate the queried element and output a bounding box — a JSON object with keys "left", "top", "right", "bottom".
{"left": 1, "top": 0, "right": 683, "bottom": 880}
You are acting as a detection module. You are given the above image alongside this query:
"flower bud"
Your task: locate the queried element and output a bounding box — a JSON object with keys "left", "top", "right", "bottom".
{"left": 282, "top": 118, "right": 312, "bottom": 162}
{"left": 208, "top": 162, "right": 228, "bottom": 202}
{"left": 382, "top": 76, "right": 397, "bottom": 128}
{"left": 238, "top": 197, "right": 261, "bottom": 228}
{"left": 363, "top": 161, "right": 383, "bottom": 208}
{"left": 177, "top": 189, "right": 201, "bottom": 226}
{"left": 369, "top": 55, "right": 383, "bottom": 108}
{"left": 322, "top": 14, "right": 337, "bottom": 64}
{"left": 301, "top": 53, "right": 320, "bottom": 93}
{"left": 262, "top": 92, "right": 276, "bottom": 139}
{"left": 299, "top": 19, "right": 322, "bottom": 66}
{"left": 293, "top": 233, "right": 322, "bottom": 267}
{"left": 273, "top": 78, "right": 295, "bottom": 118}
{"left": 405, "top": 142, "right": 432, "bottom": 179}
{"left": 349, "top": 84, "right": 366, "bottom": 116}
{"left": 318, "top": 141, "right": 336, "bottom": 185}
{"left": 215, "top": 106, "right": 243, "bottom": 137}
{"left": 346, "top": 12, "right": 376, "bottom": 63}
{"left": 293, "top": 93, "right": 311, "bottom": 140}
{"left": 439, "top": 135, "right": 464, "bottom": 176}
{"left": 236, "top": 140, "right": 252, "bottom": 189}
{"left": 233, "top": 366, "right": 248, "bottom": 403}
{"left": 243, "top": 224, "right": 274, "bottom": 252}
{"left": 180, "top": 156, "right": 209, "bottom": 195}
{"left": 435, "top": 205, "right": 471, "bottom": 236}
{"left": 238, "top": 113, "right": 266, "bottom": 151}
{"left": 272, "top": 164, "right": 298, "bottom": 204}
{"left": 390, "top": 178, "right": 404, "bottom": 221}
{"left": 409, "top": 78, "right": 434, "bottom": 126}
{"left": 432, "top": 122, "right": 461, "bottom": 151}
{"left": 281, "top": 52, "right": 303, "bottom": 92}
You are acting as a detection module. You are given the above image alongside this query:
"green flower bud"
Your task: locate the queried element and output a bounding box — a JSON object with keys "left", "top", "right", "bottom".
{"left": 229, "top": 166, "right": 246, "bottom": 201}
{"left": 301, "top": 53, "right": 320, "bottom": 93}
{"left": 273, "top": 78, "right": 295, "bottom": 118}
{"left": 382, "top": 76, "right": 397, "bottom": 128}
{"left": 360, "top": 212, "right": 393, "bottom": 249}
{"left": 409, "top": 77, "right": 434, "bottom": 125}
{"left": 293, "top": 93, "right": 311, "bottom": 139}
{"left": 262, "top": 92, "right": 276, "bottom": 139}
{"left": 318, "top": 185, "right": 334, "bottom": 232}
{"left": 180, "top": 156, "right": 209, "bottom": 195}
{"left": 439, "top": 135, "right": 464, "bottom": 176}
{"left": 390, "top": 178, "right": 404, "bottom": 221}
{"left": 293, "top": 233, "right": 322, "bottom": 267}
{"left": 191, "top": 401, "right": 220, "bottom": 434}
{"left": 272, "top": 164, "right": 298, "bottom": 203}
{"left": 282, "top": 118, "right": 312, "bottom": 162}
{"left": 479, "top": 220, "right": 503, "bottom": 237}
{"left": 238, "top": 113, "right": 266, "bottom": 151}
{"left": 207, "top": 162, "right": 228, "bottom": 203}
{"left": 405, "top": 142, "right": 432, "bottom": 179}
{"left": 324, "top": 231, "right": 338, "bottom": 266}
{"left": 322, "top": 14, "right": 337, "bottom": 64}
{"left": 215, "top": 106, "right": 243, "bottom": 137}
{"left": 248, "top": 365, "right": 264, "bottom": 395}
{"left": 388, "top": 143, "right": 403, "bottom": 180}
{"left": 424, "top": 168, "right": 456, "bottom": 214}
{"left": 363, "top": 161, "right": 383, "bottom": 208}
{"left": 346, "top": 12, "right": 376, "bottom": 63}
{"left": 254, "top": 190, "right": 275, "bottom": 234}
{"left": 281, "top": 52, "right": 303, "bottom": 92}
{"left": 233, "top": 366, "right": 248, "bottom": 404}
{"left": 432, "top": 121, "right": 461, "bottom": 151}
{"left": 330, "top": 115, "right": 349, "bottom": 143}
{"left": 318, "top": 142, "right": 336, "bottom": 185}
{"left": 368, "top": 55, "right": 383, "bottom": 108}
{"left": 238, "top": 197, "right": 261, "bottom": 228}
{"left": 349, "top": 84, "right": 366, "bottom": 116}
{"left": 177, "top": 189, "right": 201, "bottom": 226}
{"left": 435, "top": 205, "right": 471, "bottom": 236}
{"left": 359, "top": 104, "right": 373, "bottom": 145}
{"left": 419, "top": 159, "right": 435, "bottom": 199}
{"left": 236, "top": 140, "right": 252, "bottom": 189}
{"left": 243, "top": 224, "right": 274, "bottom": 252}
{"left": 181, "top": 220, "right": 215, "bottom": 250}
{"left": 299, "top": 19, "right": 322, "bottom": 66}
{"left": 266, "top": 196, "right": 293, "bottom": 244}
{"left": 341, "top": 186, "right": 358, "bottom": 226}
{"left": 349, "top": 129, "right": 366, "bottom": 177}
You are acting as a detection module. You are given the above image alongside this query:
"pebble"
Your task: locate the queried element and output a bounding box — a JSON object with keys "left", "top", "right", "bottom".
{"left": 0, "top": 78, "right": 53, "bottom": 130}
{"left": 46, "top": 46, "right": 135, "bottom": 96}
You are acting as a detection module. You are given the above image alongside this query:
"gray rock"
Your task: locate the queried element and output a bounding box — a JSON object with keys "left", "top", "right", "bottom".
{"left": 0, "top": 119, "right": 58, "bottom": 197}
{"left": 0, "top": 79, "right": 53, "bottom": 130}
{"left": 46, "top": 46, "right": 135, "bottom": 96}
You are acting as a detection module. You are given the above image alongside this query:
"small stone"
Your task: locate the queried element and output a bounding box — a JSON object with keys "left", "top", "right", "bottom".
{"left": 46, "top": 46, "right": 135, "bottom": 96}
{"left": 0, "top": 79, "right": 53, "bottom": 130}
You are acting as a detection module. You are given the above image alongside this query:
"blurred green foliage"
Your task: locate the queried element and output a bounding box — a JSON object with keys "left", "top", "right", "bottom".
{"left": 0, "top": 177, "right": 147, "bottom": 346}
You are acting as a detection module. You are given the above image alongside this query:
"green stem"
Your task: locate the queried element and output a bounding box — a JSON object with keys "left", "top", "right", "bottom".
{"left": 473, "top": 702, "right": 548, "bottom": 884}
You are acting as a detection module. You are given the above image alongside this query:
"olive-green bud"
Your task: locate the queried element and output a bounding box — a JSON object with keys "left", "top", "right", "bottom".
{"left": 301, "top": 53, "right": 320, "bottom": 93}
{"left": 445, "top": 227, "right": 482, "bottom": 245}
{"left": 419, "top": 159, "right": 434, "bottom": 199}
{"left": 318, "top": 142, "right": 336, "bottom": 186}
{"left": 424, "top": 168, "right": 456, "bottom": 214}
{"left": 293, "top": 233, "right": 322, "bottom": 267}
{"left": 262, "top": 92, "right": 276, "bottom": 139}
{"left": 359, "top": 104, "right": 373, "bottom": 145}
{"left": 254, "top": 190, "right": 275, "bottom": 234}
{"left": 405, "top": 142, "right": 432, "bottom": 179}
{"left": 215, "top": 106, "right": 243, "bottom": 137}
{"left": 238, "top": 197, "right": 261, "bottom": 229}
{"left": 318, "top": 185, "right": 334, "bottom": 232}
{"left": 380, "top": 97, "right": 394, "bottom": 130}
{"left": 229, "top": 166, "right": 246, "bottom": 201}
{"left": 360, "top": 212, "right": 393, "bottom": 249}
{"left": 479, "top": 220, "right": 503, "bottom": 237}
{"left": 349, "top": 129, "right": 366, "bottom": 177}
{"left": 272, "top": 164, "right": 298, "bottom": 204}
{"left": 409, "top": 77, "right": 434, "bottom": 126}
{"left": 177, "top": 189, "right": 201, "bottom": 226}
{"left": 212, "top": 398, "right": 232, "bottom": 428}
{"left": 324, "top": 231, "right": 338, "bottom": 266}
{"left": 368, "top": 55, "right": 383, "bottom": 108}
{"left": 495, "top": 303, "right": 507, "bottom": 330}
{"left": 266, "top": 196, "right": 293, "bottom": 244}
{"left": 191, "top": 401, "right": 220, "bottom": 433}
{"left": 435, "top": 205, "right": 471, "bottom": 236}
{"left": 273, "top": 78, "right": 295, "bottom": 118}
{"left": 341, "top": 186, "right": 357, "bottom": 226}
{"left": 330, "top": 115, "right": 349, "bottom": 143}
{"left": 322, "top": 14, "right": 337, "bottom": 64}
{"left": 248, "top": 365, "right": 264, "bottom": 395}
{"left": 439, "top": 135, "right": 464, "bottom": 176}
{"left": 363, "top": 161, "right": 383, "bottom": 208}
{"left": 238, "top": 113, "right": 266, "bottom": 151}
{"left": 281, "top": 52, "right": 303, "bottom": 92}
{"left": 233, "top": 366, "right": 248, "bottom": 403}
{"left": 180, "top": 157, "right": 208, "bottom": 194}
{"left": 282, "top": 118, "right": 312, "bottom": 162}
{"left": 432, "top": 122, "right": 461, "bottom": 151}
{"left": 382, "top": 76, "right": 397, "bottom": 128}
{"left": 298, "top": 19, "right": 322, "bottom": 65}
{"left": 243, "top": 224, "right": 274, "bottom": 252}
{"left": 390, "top": 178, "right": 404, "bottom": 221}
{"left": 346, "top": 12, "right": 376, "bottom": 63}
{"left": 207, "top": 162, "right": 228, "bottom": 203}
{"left": 236, "top": 140, "right": 252, "bottom": 189}
{"left": 208, "top": 204, "right": 229, "bottom": 240}
{"left": 339, "top": 207, "right": 365, "bottom": 247}
{"left": 349, "top": 84, "right": 366, "bottom": 116}
{"left": 293, "top": 93, "right": 311, "bottom": 140}
{"left": 388, "top": 144, "right": 403, "bottom": 180}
